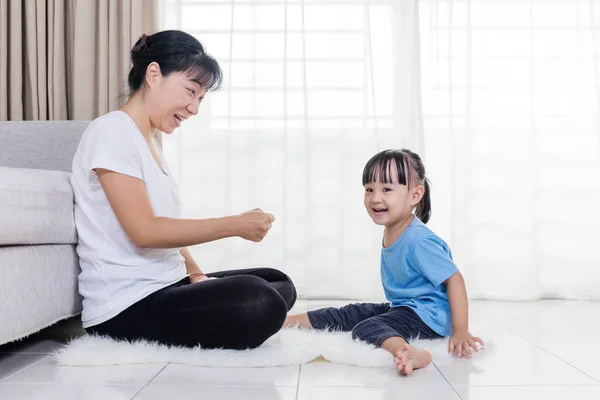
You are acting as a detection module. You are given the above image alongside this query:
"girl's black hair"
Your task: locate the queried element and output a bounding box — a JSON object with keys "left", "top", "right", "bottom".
{"left": 128, "top": 30, "right": 223, "bottom": 95}
{"left": 362, "top": 149, "right": 432, "bottom": 224}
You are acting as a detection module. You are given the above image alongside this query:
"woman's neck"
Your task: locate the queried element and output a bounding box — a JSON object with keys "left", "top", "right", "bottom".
{"left": 121, "top": 95, "right": 155, "bottom": 141}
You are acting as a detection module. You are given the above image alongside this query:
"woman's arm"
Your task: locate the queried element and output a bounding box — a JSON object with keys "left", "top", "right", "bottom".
{"left": 97, "top": 169, "right": 273, "bottom": 248}
{"left": 180, "top": 247, "right": 202, "bottom": 275}
{"left": 180, "top": 247, "right": 214, "bottom": 283}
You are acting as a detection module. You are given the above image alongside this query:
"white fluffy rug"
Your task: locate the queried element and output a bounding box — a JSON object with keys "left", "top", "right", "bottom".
{"left": 53, "top": 328, "right": 463, "bottom": 368}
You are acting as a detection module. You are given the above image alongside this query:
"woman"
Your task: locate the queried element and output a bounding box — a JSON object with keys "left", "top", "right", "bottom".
{"left": 69, "top": 30, "right": 296, "bottom": 350}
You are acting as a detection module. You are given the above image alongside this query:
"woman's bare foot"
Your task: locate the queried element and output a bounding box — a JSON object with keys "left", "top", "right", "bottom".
{"left": 393, "top": 343, "right": 432, "bottom": 375}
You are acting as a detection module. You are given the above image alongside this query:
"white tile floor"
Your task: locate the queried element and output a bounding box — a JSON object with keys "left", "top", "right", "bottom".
{"left": 1, "top": 300, "right": 600, "bottom": 399}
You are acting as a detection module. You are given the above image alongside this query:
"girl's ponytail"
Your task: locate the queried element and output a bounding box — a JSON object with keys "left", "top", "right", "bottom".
{"left": 416, "top": 177, "right": 431, "bottom": 224}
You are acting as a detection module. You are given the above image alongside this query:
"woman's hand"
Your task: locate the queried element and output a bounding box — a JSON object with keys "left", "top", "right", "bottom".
{"left": 235, "top": 208, "right": 275, "bottom": 242}
{"left": 190, "top": 273, "right": 217, "bottom": 284}
{"left": 448, "top": 330, "right": 484, "bottom": 358}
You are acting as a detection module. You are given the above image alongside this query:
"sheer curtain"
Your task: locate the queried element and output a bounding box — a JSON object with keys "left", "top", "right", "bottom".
{"left": 163, "top": 0, "right": 421, "bottom": 299}
{"left": 163, "top": 0, "right": 600, "bottom": 300}
{"left": 420, "top": 0, "right": 600, "bottom": 300}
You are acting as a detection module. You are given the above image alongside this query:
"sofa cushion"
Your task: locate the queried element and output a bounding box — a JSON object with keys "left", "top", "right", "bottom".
{"left": 0, "top": 167, "right": 77, "bottom": 245}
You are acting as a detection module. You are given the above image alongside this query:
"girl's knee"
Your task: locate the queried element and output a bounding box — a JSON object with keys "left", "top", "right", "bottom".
{"left": 351, "top": 319, "right": 378, "bottom": 343}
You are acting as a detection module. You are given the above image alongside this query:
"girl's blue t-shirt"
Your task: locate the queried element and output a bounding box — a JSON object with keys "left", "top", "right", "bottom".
{"left": 381, "top": 217, "right": 459, "bottom": 337}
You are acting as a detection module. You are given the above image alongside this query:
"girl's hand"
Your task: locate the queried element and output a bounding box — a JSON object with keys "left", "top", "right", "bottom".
{"left": 448, "top": 331, "right": 484, "bottom": 358}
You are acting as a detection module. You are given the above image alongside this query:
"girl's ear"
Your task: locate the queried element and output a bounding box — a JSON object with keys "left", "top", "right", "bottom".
{"left": 411, "top": 185, "right": 425, "bottom": 206}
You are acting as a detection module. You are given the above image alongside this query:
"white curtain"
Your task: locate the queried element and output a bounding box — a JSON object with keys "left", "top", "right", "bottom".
{"left": 164, "top": 0, "right": 600, "bottom": 300}
{"left": 420, "top": 0, "right": 600, "bottom": 300}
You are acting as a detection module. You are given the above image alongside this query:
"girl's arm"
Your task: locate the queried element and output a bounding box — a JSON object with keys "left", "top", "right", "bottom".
{"left": 446, "top": 271, "right": 484, "bottom": 358}
{"left": 446, "top": 271, "right": 469, "bottom": 332}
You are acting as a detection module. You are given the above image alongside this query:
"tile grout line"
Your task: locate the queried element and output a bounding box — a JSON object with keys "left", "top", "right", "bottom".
{"left": 295, "top": 364, "right": 301, "bottom": 400}
{"left": 129, "top": 362, "right": 170, "bottom": 400}
{"left": 294, "top": 300, "right": 309, "bottom": 400}
{"left": 432, "top": 360, "right": 463, "bottom": 399}
{"left": 473, "top": 308, "right": 600, "bottom": 384}
{"left": 0, "top": 354, "right": 51, "bottom": 384}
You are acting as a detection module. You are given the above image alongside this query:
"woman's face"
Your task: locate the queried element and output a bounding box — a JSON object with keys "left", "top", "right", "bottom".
{"left": 145, "top": 65, "right": 207, "bottom": 134}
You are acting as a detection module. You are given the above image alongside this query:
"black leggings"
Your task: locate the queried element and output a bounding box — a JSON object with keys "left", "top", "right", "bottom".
{"left": 86, "top": 268, "right": 297, "bottom": 350}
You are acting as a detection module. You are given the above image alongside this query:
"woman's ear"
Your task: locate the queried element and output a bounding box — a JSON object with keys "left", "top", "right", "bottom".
{"left": 145, "top": 62, "right": 162, "bottom": 88}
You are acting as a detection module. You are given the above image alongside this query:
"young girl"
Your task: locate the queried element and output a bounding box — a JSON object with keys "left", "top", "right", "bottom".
{"left": 284, "top": 149, "right": 483, "bottom": 375}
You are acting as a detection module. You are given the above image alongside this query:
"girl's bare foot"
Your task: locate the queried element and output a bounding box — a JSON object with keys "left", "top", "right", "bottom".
{"left": 283, "top": 313, "right": 313, "bottom": 329}
{"left": 393, "top": 343, "right": 432, "bottom": 375}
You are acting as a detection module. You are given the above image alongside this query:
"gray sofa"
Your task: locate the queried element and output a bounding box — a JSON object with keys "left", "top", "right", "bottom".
{"left": 0, "top": 120, "right": 90, "bottom": 345}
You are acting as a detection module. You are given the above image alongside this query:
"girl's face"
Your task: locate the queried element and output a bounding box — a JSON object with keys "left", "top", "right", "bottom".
{"left": 363, "top": 162, "right": 424, "bottom": 228}
{"left": 145, "top": 65, "right": 207, "bottom": 134}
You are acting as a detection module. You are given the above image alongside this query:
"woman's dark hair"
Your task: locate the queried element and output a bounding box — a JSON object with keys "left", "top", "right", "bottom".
{"left": 362, "top": 149, "right": 432, "bottom": 224}
{"left": 128, "top": 30, "right": 223, "bottom": 95}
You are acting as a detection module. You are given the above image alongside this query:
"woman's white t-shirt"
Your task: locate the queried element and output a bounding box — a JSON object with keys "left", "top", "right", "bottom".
{"left": 70, "top": 111, "right": 186, "bottom": 328}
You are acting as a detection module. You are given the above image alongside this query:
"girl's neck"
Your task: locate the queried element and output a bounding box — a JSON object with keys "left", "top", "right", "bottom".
{"left": 121, "top": 95, "right": 155, "bottom": 141}
{"left": 383, "top": 213, "right": 415, "bottom": 248}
